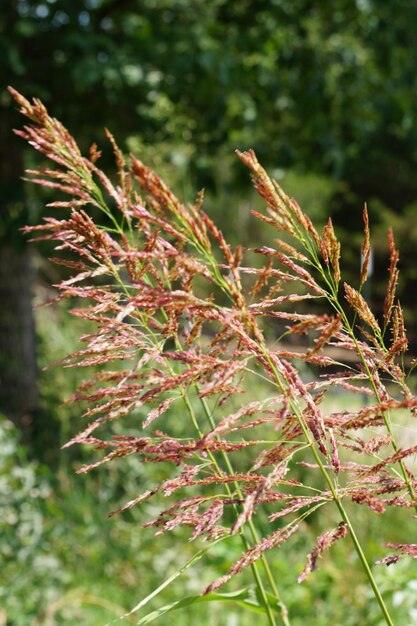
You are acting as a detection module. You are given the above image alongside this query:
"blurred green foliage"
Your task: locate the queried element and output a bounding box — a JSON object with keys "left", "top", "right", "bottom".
{"left": 4, "top": 0, "right": 417, "bottom": 332}
{"left": 0, "top": 418, "right": 64, "bottom": 623}
{"left": 5, "top": 0, "right": 417, "bottom": 195}
{"left": 3, "top": 2, "right": 417, "bottom": 623}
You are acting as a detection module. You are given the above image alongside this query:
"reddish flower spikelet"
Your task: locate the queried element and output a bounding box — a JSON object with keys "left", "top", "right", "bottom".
{"left": 384, "top": 228, "right": 400, "bottom": 328}
{"left": 143, "top": 397, "right": 177, "bottom": 428}
{"left": 322, "top": 218, "right": 341, "bottom": 283}
{"left": 236, "top": 150, "right": 295, "bottom": 236}
{"left": 273, "top": 238, "right": 309, "bottom": 263}
{"left": 190, "top": 499, "right": 225, "bottom": 541}
{"left": 360, "top": 204, "right": 371, "bottom": 287}
{"left": 298, "top": 523, "right": 348, "bottom": 582}
{"left": 269, "top": 494, "right": 330, "bottom": 521}
{"left": 344, "top": 283, "right": 381, "bottom": 334}
{"left": 303, "top": 213, "right": 322, "bottom": 248}
{"left": 307, "top": 315, "right": 342, "bottom": 356}
{"left": 203, "top": 524, "right": 299, "bottom": 595}
{"left": 376, "top": 543, "right": 417, "bottom": 566}
{"left": 389, "top": 301, "right": 408, "bottom": 358}
{"left": 350, "top": 489, "right": 386, "bottom": 514}
{"left": 362, "top": 436, "right": 392, "bottom": 455}
{"left": 254, "top": 247, "right": 324, "bottom": 296}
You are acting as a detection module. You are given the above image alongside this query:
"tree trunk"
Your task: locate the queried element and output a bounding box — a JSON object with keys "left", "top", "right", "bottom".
{"left": 0, "top": 245, "right": 38, "bottom": 437}
{"left": 0, "top": 105, "right": 38, "bottom": 440}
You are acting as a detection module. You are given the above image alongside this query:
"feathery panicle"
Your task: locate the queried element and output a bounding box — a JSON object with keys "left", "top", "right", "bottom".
{"left": 11, "top": 88, "right": 417, "bottom": 623}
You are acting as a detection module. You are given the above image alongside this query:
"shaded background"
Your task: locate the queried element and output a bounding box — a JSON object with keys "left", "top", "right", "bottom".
{"left": 2, "top": 1, "right": 417, "bottom": 624}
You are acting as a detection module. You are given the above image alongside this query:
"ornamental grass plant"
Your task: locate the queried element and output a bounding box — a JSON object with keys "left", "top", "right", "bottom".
{"left": 10, "top": 87, "right": 417, "bottom": 626}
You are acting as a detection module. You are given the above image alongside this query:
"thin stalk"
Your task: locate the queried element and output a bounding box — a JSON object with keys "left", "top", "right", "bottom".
{"left": 111, "top": 536, "right": 229, "bottom": 625}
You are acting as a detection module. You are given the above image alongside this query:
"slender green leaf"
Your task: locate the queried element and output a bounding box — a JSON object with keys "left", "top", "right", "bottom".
{"left": 135, "top": 587, "right": 281, "bottom": 625}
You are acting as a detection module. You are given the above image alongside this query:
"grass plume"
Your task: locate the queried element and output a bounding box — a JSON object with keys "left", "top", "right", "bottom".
{"left": 10, "top": 87, "right": 417, "bottom": 626}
